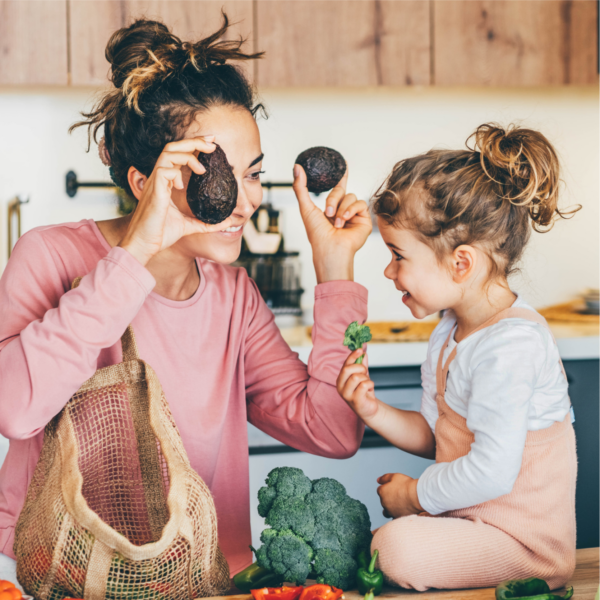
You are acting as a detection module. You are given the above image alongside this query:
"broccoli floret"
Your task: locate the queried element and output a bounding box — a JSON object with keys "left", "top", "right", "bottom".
{"left": 256, "top": 469, "right": 372, "bottom": 589}
{"left": 256, "top": 529, "right": 313, "bottom": 584}
{"left": 265, "top": 496, "right": 316, "bottom": 542}
{"left": 258, "top": 467, "right": 312, "bottom": 517}
{"left": 313, "top": 548, "right": 358, "bottom": 590}
{"left": 343, "top": 322, "right": 372, "bottom": 364}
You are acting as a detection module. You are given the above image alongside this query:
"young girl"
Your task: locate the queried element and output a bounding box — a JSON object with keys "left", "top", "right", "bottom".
{"left": 337, "top": 124, "right": 578, "bottom": 591}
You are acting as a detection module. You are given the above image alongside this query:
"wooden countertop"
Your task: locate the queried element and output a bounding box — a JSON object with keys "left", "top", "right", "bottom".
{"left": 219, "top": 548, "right": 599, "bottom": 600}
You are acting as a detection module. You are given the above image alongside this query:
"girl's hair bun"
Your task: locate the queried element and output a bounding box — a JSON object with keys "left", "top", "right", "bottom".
{"left": 105, "top": 13, "right": 260, "bottom": 114}
{"left": 470, "top": 123, "right": 564, "bottom": 230}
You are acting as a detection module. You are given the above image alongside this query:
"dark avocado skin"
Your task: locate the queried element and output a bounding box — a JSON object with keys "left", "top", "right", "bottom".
{"left": 296, "top": 147, "right": 346, "bottom": 194}
{"left": 187, "top": 144, "right": 238, "bottom": 224}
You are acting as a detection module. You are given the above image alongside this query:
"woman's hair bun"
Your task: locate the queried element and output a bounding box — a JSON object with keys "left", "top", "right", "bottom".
{"left": 105, "top": 13, "right": 261, "bottom": 114}
{"left": 469, "top": 123, "right": 568, "bottom": 230}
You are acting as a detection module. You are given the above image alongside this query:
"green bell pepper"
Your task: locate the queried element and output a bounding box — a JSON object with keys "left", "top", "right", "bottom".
{"left": 356, "top": 549, "right": 383, "bottom": 596}
{"left": 495, "top": 578, "right": 573, "bottom": 600}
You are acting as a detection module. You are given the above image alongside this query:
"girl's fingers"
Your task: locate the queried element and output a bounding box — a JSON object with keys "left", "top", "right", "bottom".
{"left": 324, "top": 168, "right": 349, "bottom": 218}
{"left": 377, "top": 473, "right": 393, "bottom": 484}
{"left": 163, "top": 136, "right": 216, "bottom": 155}
{"left": 337, "top": 361, "right": 365, "bottom": 390}
{"left": 155, "top": 152, "right": 206, "bottom": 174}
{"left": 344, "top": 348, "right": 364, "bottom": 366}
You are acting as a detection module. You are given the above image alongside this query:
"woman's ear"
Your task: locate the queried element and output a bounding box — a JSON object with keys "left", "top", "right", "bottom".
{"left": 127, "top": 166, "right": 147, "bottom": 201}
{"left": 451, "top": 245, "right": 477, "bottom": 283}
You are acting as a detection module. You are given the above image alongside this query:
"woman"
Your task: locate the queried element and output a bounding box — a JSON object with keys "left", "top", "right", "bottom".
{"left": 0, "top": 16, "right": 371, "bottom": 576}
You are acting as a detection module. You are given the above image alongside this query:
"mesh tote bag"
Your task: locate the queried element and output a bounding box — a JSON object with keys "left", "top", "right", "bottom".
{"left": 14, "top": 279, "right": 230, "bottom": 600}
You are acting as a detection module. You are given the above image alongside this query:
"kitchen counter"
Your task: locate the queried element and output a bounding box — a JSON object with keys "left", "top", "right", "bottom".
{"left": 219, "top": 547, "right": 599, "bottom": 600}
{"left": 280, "top": 321, "right": 599, "bottom": 367}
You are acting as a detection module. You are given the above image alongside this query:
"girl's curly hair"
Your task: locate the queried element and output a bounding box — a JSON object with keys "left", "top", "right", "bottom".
{"left": 372, "top": 123, "right": 580, "bottom": 279}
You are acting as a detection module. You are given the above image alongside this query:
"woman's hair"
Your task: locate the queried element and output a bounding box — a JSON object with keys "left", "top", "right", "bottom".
{"left": 70, "top": 13, "right": 265, "bottom": 197}
{"left": 372, "top": 123, "right": 580, "bottom": 279}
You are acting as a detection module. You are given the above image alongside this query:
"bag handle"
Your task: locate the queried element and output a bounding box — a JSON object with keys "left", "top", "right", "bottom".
{"left": 71, "top": 277, "right": 140, "bottom": 363}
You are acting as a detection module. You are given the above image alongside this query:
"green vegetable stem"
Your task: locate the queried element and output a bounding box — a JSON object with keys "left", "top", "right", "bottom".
{"left": 232, "top": 547, "right": 284, "bottom": 592}
{"left": 495, "top": 577, "right": 574, "bottom": 600}
{"left": 363, "top": 589, "right": 375, "bottom": 600}
{"left": 343, "top": 322, "right": 372, "bottom": 364}
{"left": 356, "top": 550, "right": 383, "bottom": 596}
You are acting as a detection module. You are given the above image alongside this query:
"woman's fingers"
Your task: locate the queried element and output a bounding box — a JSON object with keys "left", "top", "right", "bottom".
{"left": 335, "top": 199, "right": 369, "bottom": 228}
{"left": 163, "top": 136, "right": 216, "bottom": 155}
{"left": 155, "top": 151, "right": 206, "bottom": 174}
{"left": 324, "top": 168, "right": 349, "bottom": 218}
{"left": 292, "top": 164, "right": 319, "bottom": 220}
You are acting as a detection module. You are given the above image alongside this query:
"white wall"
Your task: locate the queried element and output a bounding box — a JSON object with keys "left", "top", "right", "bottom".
{"left": 0, "top": 86, "right": 597, "bottom": 321}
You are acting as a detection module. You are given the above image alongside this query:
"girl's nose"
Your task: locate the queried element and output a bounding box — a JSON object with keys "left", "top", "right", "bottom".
{"left": 383, "top": 261, "right": 396, "bottom": 281}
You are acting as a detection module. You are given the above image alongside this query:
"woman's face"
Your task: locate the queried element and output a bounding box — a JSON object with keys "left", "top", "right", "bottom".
{"left": 171, "top": 104, "right": 264, "bottom": 264}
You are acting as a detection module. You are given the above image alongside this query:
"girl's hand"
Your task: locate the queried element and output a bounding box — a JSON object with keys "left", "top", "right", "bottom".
{"left": 293, "top": 165, "right": 372, "bottom": 283}
{"left": 336, "top": 349, "right": 378, "bottom": 421}
{"left": 377, "top": 473, "right": 423, "bottom": 519}
{"left": 119, "top": 136, "right": 235, "bottom": 265}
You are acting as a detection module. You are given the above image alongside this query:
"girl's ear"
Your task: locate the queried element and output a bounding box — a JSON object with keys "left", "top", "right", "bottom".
{"left": 127, "top": 166, "right": 148, "bottom": 201}
{"left": 451, "top": 245, "right": 477, "bottom": 283}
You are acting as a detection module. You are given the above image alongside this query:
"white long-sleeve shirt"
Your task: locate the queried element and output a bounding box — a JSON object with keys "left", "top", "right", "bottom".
{"left": 416, "top": 295, "right": 571, "bottom": 515}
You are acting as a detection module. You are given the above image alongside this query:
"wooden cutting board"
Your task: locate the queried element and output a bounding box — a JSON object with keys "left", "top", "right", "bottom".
{"left": 308, "top": 321, "right": 439, "bottom": 343}
{"left": 206, "top": 548, "right": 599, "bottom": 600}
{"left": 539, "top": 300, "right": 600, "bottom": 324}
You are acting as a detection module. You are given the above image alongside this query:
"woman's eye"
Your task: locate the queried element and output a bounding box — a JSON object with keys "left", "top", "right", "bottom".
{"left": 248, "top": 170, "right": 265, "bottom": 180}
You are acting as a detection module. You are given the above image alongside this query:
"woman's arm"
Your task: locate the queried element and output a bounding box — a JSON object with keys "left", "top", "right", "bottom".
{"left": 244, "top": 277, "right": 367, "bottom": 458}
{"left": 0, "top": 230, "right": 155, "bottom": 440}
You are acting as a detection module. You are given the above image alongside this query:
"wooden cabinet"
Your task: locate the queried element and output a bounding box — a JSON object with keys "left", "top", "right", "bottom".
{"left": 433, "top": 0, "right": 599, "bottom": 86}
{"left": 255, "top": 0, "right": 430, "bottom": 87}
{"left": 0, "top": 0, "right": 68, "bottom": 85}
{"left": 69, "top": 0, "right": 254, "bottom": 86}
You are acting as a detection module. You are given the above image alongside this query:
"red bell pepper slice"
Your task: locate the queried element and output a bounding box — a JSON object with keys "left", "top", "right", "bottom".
{"left": 251, "top": 586, "right": 304, "bottom": 600}
{"left": 298, "top": 584, "right": 345, "bottom": 600}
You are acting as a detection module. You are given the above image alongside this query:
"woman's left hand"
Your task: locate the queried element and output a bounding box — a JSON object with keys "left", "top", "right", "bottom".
{"left": 293, "top": 165, "right": 372, "bottom": 283}
{"left": 377, "top": 473, "right": 423, "bottom": 518}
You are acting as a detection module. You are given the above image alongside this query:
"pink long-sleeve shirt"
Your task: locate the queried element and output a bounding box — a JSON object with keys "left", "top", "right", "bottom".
{"left": 0, "top": 219, "right": 367, "bottom": 574}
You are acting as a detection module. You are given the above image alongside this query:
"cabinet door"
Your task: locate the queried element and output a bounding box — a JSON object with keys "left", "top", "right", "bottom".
{"left": 255, "top": 0, "right": 430, "bottom": 87}
{"left": 69, "top": 0, "right": 254, "bottom": 86}
{"left": 434, "top": 0, "right": 599, "bottom": 86}
{"left": 0, "top": 0, "right": 68, "bottom": 85}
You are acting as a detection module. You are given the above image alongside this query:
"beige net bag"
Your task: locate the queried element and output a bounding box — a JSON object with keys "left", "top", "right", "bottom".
{"left": 14, "top": 280, "right": 230, "bottom": 600}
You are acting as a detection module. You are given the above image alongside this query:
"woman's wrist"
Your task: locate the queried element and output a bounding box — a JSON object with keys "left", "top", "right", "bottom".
{"left": 313, "top": 252, "right": 354, "bottom": 283}
{"left": 118, "top": 239, "right": 154, "bottom": 267}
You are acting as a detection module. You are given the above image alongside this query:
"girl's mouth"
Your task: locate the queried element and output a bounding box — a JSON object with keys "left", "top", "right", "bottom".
{"left": 402, "top": 291, "right": 411, "bottom": 304}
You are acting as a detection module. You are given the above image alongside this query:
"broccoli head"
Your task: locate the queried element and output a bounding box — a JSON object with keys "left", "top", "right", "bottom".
{"left": 256, "top": 529, "right": 313, "bottom": 585}
{"left": 314, "top": 548, "right": 358, "bottom": 590}
{"left": 343, "top": 322, "right": 372, "bottom": 364}
{"left": 256, "top": 469, "right": 372, "bottom": 589}
{"left": 258, "top": 467, "right": 313, "bottom": 517}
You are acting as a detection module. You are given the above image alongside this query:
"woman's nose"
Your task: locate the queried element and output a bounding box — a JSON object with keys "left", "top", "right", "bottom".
{"left": 233, "top": 183, "right": 257, "bottom": 219}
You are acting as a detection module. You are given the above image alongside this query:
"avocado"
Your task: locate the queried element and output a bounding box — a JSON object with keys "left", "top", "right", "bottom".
{"left": 295, "top": 146, "right": 346, "bottom": 194}
{"left": 187, "top": 144, "right": 237, "bottom": 224}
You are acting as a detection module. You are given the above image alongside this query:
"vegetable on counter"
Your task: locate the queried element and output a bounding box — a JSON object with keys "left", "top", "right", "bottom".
{"left": 0, "top": 581, "right": 22, "bottom": 600}
{"left": 233, "top": 548, "right": 284, "bottom": 592}
{"left": 356, "top": 550, "right": 383, "bottom": 596}
{"left": 298, "top": 584, "right": 344, "bottom": 600}
{"left": 343, "top": 322, "right": 372, "bottom": 365}
{"left": 255, "top": 467, "right": 372, "bottom": 589}
{"left": 363, "top": 590, "right": 375, "bottom": 600}
{"left": 495, "top": 578, "right": 574, "bottom": 600}
{"left": 251, "top": 586, "right": 304, "bottom": 600}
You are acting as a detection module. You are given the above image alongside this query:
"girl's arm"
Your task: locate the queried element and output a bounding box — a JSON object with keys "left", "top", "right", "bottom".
{"left": 337, "top": 351, "right": 436, "bottom": 459}
{"left": 0, "top": 229, "right": 156, "bottom": 440}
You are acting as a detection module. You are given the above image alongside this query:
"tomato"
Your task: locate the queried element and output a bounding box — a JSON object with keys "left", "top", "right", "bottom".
{"left": 0, "top": 592, "right": 14, "bottom": 600}
{"left": 0, "top": 583, "right": 15, "bottom": 592}
{"left": 251, "top": 587, "right": 304, "bottom": 600}
{"left": 8, "top": 589, "right": 21, "bottom": 600}
{"left": 298, "top": 584, "right": 344, "bottom": 600}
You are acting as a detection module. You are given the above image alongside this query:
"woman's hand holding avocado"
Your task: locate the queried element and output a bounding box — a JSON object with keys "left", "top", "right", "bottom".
{"left": 118, "top": 136, "right": 235, "bottom": 266}
{"left": 293, "top": 165, "right": 371, "bottom": 283}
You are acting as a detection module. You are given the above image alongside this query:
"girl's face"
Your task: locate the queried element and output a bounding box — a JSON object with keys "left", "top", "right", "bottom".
{"left": 171, "top": 104, "right": 264, "bottom": 264}
{"left": 378, "top": 218, "right": 463, "bottom": 319}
